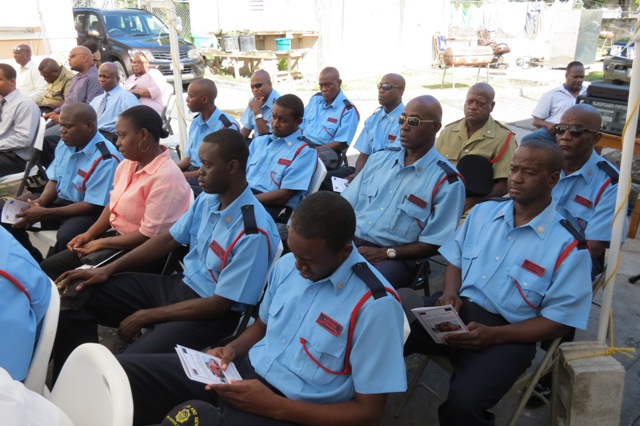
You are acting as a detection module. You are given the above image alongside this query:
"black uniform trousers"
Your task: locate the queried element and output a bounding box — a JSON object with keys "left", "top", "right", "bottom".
{"left": 403, "top": 294, "right": 536, "bottom": 426}
{"left": 119, "top": 354, "right": 298, "bottom": 426}
{"left": 53, "top": 273, "right": 240, "bottom": 382}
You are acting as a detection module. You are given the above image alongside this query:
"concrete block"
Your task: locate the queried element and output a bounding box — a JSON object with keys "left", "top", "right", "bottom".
{"left": 554, "top": 341, "right": 625, "bottom": 426}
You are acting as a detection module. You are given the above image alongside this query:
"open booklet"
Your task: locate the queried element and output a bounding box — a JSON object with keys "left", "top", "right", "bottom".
{"left": 175, "top": 345, "right": 242, "bottom": 385}
{"left": 1, "top": 199, "right": 41, "bottom": 228}
{"left": 411, "top": 304, "right": 469, "bottom": 344}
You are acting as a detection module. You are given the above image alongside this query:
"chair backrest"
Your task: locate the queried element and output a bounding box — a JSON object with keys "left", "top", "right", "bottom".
{"left": 48, "top": 343, "right": 134, "bottom": 426}
{"left": 23, "top": 279, "right": 60, "bottom": 395}
{"left": 307, "top": 157, "right": 327, "bottom": 195}
{"left": 15, "top": 116, "right": 47, "bottom": 196}
{"left": 161, "top": 85, "right": 175, "bottom": 135}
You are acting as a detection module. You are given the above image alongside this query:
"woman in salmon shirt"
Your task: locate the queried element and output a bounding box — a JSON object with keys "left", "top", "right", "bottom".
{"left": 41, "top": 105, "right": 192, "bottom": 279}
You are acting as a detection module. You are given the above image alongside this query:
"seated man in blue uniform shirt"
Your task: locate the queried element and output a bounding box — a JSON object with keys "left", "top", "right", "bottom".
{"left": 89, "top": 62, "right": 140, "bottom": 143}
{"left": 342, "top": 95, "right": 466, "bottom": 288}
{"left": 52, "top": 129, "right": 280, "bottom": 382}
{"left": 4, "top": 102, "right": 121, "bottom": 262}
{"left": 240, "top": 70, "right": 279, "bottom": 140}
{"left": 0, "top": 227, "right": 51, "bottom": 381}
{"left": 552, "top": 104, "right": 623, "bottom": 278}
{"left": 247, "top": 94, "right": 317, "bottom": 225}
{"left": 401, "top": 141, "right": 593, "bottom": 426}
{"left": 300, "top": 67, "right": 359, "bottom": 170}
{"left": 115, "top": 192, "right": 407, "bottom": 425}
{"left": 177, "top": 79, "right": 240, "bottom": 194}
{"left": 321, "top": 73, "right": 405, "bottom": 192}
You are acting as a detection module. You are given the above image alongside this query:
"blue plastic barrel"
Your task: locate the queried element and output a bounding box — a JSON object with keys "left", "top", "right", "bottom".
{"left": 275, "top": 38, "right": 291, "bottom": 51}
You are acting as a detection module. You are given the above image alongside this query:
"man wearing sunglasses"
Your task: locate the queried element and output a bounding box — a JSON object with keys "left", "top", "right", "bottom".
{"left": 12, "top": 44, "right": 47, "bottom": 104}
{"left": 551, "top": 104, "right": 622, "bottom": 279}
{"left": 437, "top": 83, "right": 516, "bottom": 214}
{"left": 300, "top": 67, "right": 359, "bottom": 170}
{"left": 240, "top": 70, "right": 279, "bottom": 140}
{"left": 522, "top": 61, "right": 586, "bottom": 144}
{"left": 342, "top": 95, "right": 465, "bottom": 288}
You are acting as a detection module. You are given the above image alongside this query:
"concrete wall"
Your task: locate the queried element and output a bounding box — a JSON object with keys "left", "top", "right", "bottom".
{"left": 190, "top": 0, "right": 449, "bottom": 79}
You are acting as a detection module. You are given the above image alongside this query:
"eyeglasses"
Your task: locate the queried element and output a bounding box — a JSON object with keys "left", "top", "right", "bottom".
{"left": 398, "top": 114, "right": 438, "bottom": 127}
{"left": 553, "top": 124, "right": 599, "bottom": 138}
{"left": 250, "top": 83, "right": 263, "bottom": 90}
{"left": 13, "top": 47, "right": 29, "bottom": 53}
{"left": 68, "top": 53, "right": 87, "bottom": 59}
{"left": 377, "top": 83, "right": 399, "bottom": 91}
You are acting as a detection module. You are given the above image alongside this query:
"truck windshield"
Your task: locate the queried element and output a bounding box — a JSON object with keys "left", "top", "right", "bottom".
{"left": 102, "top": 12, "right": 169, "bottom": 37}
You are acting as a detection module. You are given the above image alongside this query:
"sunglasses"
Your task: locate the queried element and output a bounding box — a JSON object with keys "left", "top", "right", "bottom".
{"left": 378, "top": 83, "right": 399, "bottom": 91}
{"left": 250, "top": 83, "right": 263, "bottom": 90}
{"left": 554, "top": 124, "right": 599, "bottom": 137}
{"left": 68, "top": 53, "right": 88, "bottom": 59}
{"left": 398, "top": 114, "right": 438, "bottom": 127}
{"left": 13, "top": 47, "right": 29, "bottom": 53}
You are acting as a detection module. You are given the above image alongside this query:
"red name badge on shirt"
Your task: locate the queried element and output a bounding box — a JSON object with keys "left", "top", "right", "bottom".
{"left": 407, "top": 194, "right": 427, "bottom": 209}
{"left": 388, "top": 134, "right": 397, "bottom": 142}
{"left": 77, "top": 169, "right": 87, "bottom": 178}
{"left": 209, "top": 240, "right": 225, "bottom": 259}
{"left": 327, "top": 117, "right": 338, "bottom": 123}
{"left": 522, "top": 259, "right": 546, "bottom": 277}
{"left": 573, "top": 194, "right": 593, "bottom": 208}
{"left": 316, "top": 313, "right": 343, "bottom": 336}
{"left": 278, "top": 158, "right": 292, "bottom": 166}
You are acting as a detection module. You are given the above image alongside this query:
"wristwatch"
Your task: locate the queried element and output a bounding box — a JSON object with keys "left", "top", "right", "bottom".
{"left": 386, "top": 248, "right": 397, "bottom": 259}
{"left": 255, "top": 113, "right": 263, "bottom": 120}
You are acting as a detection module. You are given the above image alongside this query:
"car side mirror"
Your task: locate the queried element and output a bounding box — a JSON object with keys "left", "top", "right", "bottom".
{"left": 87, "top": 29, "right": 101, "bottom": 37}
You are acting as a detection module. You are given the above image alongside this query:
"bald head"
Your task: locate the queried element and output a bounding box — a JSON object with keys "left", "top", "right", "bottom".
{"left": 469, "top": 83, "right": 495, "bottom": 102}
{"left": 400, "top": 95, "right": 443, "bottom": 152}
{"left": 250, "top": 69, "right": 272, "bottom": 99}
{"left": 98, "top": 62, "right": 119, "bottom": 91}
{"left": 560, "top": 104, "right": 602, "bottom": 131}
{"left": 192, "top": 78, "right": 217, "bottom": 102}
{"left": 13, "top": 43, "right": 31, "bottom": 67}
{"left": 464, "top": 83, "right": 496, "bottom": 127}
{"left": 69, "top": 46, "right": 93, "bottom": 73}
{"left": 60, "top": 102, "right": 98, "bottom": 147}
{"left": 383, "top": 73, "right": 406, "bottom": 91}
{"left": 407, "top": 95, "right": 443, "bottom": 123}
{"left": 378, "top": 73, "right": 405, "bottom": 111}
{"left": 319, "top": 67, "right": 342, "bottom": 103}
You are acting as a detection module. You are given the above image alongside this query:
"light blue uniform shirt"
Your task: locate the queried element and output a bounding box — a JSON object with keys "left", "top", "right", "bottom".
{"left": 169, "top": 186, "right": 279, "bottom": 312}
{"left": 439, "top": 199, "right": 592, "bottom": 328}
{"left": 342, "top": 147, "right": 465, "bottom": 247}
{"left": 247, "top": 129, "right": 317, "bottom": 210}
{"left": 0, "top": 227, "right": 51, "bottom": 381}
{"left": 353, "top": 103, "right": 404, "bottom": 155}
{"left": 186, "top": 109, "right": 240, "bottom": 168}
{"left": 89, "top": 85, "right": 140, "bottom": 133}
{"left": 240, "top": 89, "right": 279, "bottom": 134}
{"left": 300, "top": 90, "right": 359, "bottom": 146}
{"left": 553, "top": 150, "right": 624, "bottom": 242}
{"left": 46, "top": 132, "right": 121, "bottom": 206}
{"left": 250, "top": 248, "right": 407, "bottom": 402}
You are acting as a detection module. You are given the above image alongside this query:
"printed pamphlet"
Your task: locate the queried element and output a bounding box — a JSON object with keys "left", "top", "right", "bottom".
{"left": 1, "top": 199, "right": 41, "bottom": 228}
{"left": 411, "top": 304, "right": 468, "bottom": 344}
{"left": 175, "top": 345, "right": 242, "bottom": 385}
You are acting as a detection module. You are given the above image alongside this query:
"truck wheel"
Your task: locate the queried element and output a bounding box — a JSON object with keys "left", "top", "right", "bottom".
{"left": 115, "top": 60, "right": 128, "bottom": 82}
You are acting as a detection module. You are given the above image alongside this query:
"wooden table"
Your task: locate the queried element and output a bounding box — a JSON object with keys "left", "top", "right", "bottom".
{"left": 200, "top": 48, "right": 309, "bottom": 80}
{"left": 596, "top": 132, "right": 640, "bottom": 238}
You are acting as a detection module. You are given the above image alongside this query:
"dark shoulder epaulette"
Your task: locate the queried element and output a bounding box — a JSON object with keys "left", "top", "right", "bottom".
{"left": 436, "top": 160, "right": 460, "bottom": 184}
{"left": 96, "top": 141, "right": 114, "bottom": 160}
{"left": 219, "top": 114, "right": 232, "bottom": 128}
{"left": 597, "top": 161, "right": 619, "bottom": 185}
{"left": 352, "top": 262, "right": 387, "bottom": 300}
{"left": 560, "top": 219, "right": 588, "bottom": 250}
{"left": 343, "top": 99, "right": 354, "bottom": 109}
{"left": 241, "top": 205, "right": 258, "bottom": 235}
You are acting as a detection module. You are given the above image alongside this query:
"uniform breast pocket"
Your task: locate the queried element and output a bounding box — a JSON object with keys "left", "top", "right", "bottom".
{"left": 298, "top": 327, "right": 348, "bottom": 385}
{"left": 461, "top": 245, "right": 482, "bottom": 281}
{"left": 269, "top": 164, "right": 288, "bottom": 188}
{"left": 395, "top": 199, "right": 430, "bottom": 237}
{"left": 505, "top": 266, "right": 551, "bottom": 311}
{"left": 322, "top": 121, "right": 338, "bottom": 141}
{"left": 361, "top": 184, "right": 379, "bottom": 205}
{"left": 205, "top": 241, "right": 225, "bottom": 280}
{"left": 267, "top": 297, "right": 285, "bottom": 321}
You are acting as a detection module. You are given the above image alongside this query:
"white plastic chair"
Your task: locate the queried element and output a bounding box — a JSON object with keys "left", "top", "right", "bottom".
{"left": 0, "top": 116, "right": 47, "bottom": 193}
{"left": 23, "top": 279, "right": 59, "bottom": 395}
{"left": 48, "top": 343, "right": 134, "bottom": 426}
{"left": 307, "top": 157, "right": 327, "bottom": 195}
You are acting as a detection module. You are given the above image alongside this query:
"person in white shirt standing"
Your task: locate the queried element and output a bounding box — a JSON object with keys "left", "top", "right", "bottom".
{"left": 12, "top": 44, "right": 46, "bottom": 104}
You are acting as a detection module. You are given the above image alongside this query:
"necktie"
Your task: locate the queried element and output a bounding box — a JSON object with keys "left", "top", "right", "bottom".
{"left": 0, "top": 98, "right": 6, "bottom": 122}
{"left": 98, "top": 92, "right": 109, "bottom": 116}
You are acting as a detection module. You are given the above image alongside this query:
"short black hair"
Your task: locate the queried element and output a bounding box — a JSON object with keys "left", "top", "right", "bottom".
{"left": 274, "top": 94, "right": 304, "bottom": 120}
{"left": 519, "top": 139, "right": 563, "bottom": 174}
{"left": 119, "top": 105, "right": 169, "bottom": 142}
{"left": 566, "top": 61, "right": 584, "bottom": 73}
{"left": 202, "top": 129, "right": 248, "bottom": 171}
{"left": 0, "top": 63, "right": 16, "bottom": 80}
{"left": 291, "top": 192, "right": 355, "bottom": 252}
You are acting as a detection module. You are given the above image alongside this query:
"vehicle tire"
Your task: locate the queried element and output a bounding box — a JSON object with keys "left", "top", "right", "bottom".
{"left": 114, "top": 60, "right": 128, "bottom": 83}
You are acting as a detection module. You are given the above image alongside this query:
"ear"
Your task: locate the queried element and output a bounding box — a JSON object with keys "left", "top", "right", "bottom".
{"left": 433, "top": 122, "right": 442, "bottom": 133}
{"left": 489, "top": 101, "right": 496, "bottom": 113}
{"left": 548, "top": 170, "right": 560, "bottom": 188}
{"left": 227, "top": 158, "right": 240, "bottom": 175}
